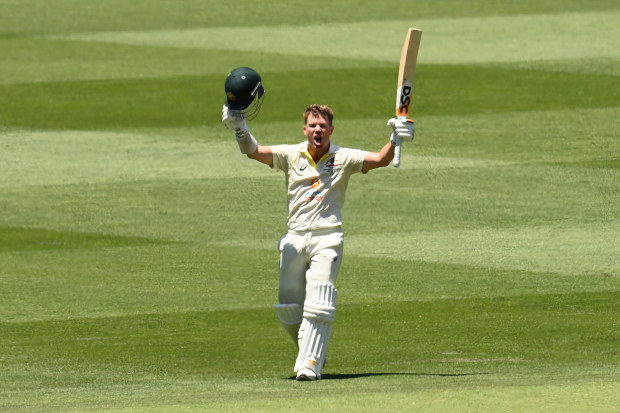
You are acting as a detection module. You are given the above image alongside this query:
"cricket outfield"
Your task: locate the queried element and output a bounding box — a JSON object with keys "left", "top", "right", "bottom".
{"left": 0, "top": 0, "right": 618, "bottom": 411}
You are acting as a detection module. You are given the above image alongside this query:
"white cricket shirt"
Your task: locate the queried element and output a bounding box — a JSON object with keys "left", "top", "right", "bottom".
{"left": 271, "top": 141, "right": 367, "bottom": 232}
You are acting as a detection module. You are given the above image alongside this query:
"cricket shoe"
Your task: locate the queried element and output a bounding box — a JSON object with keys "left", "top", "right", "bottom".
{"left": 296, "top": 368, "right": 320, "bottom": 381}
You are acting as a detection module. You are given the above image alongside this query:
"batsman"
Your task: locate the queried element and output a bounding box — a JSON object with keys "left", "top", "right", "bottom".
{"left": 221, "top": 67, "right": 414, "bottom": 381}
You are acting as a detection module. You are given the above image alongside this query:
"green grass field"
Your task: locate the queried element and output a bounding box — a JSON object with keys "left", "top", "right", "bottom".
{"left": 1, "top": 1, "right": 619, "bottom": 411}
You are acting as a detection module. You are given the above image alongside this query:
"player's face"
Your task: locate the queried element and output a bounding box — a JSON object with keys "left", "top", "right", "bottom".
{"left": 304, "top": 114, "right": 334, "bottom": 154}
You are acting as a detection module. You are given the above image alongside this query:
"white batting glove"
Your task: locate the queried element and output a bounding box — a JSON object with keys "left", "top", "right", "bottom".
{"left": 222, "top": 104, "right": 249, "bottom": 136}
{"left": 388, "top": 118, "right": 415, "bottom": 142}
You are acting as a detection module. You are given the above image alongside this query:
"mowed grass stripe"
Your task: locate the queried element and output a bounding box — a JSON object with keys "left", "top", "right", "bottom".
{"left": 0, "top": 38, "right": 232, "bottom": 85}
{"left": 0, "top": 129, "right": 275, "bottom": 188}
{"left": 3, "top": 378, "right": 619, "bottom": 412}
{"left": 212, "top": 223, "right": 619, "bottom": 278}
{"left": 49, "top": 11, "right": 620, "bottom": 64}
{"left": 1, "top": 289, "right": 617, "bottom": 413}
{"left": 0, "top": 176, "right": 285, "bottom": 242}
{"left": 346, "top": 225, "right": 619, "bottom": 277}
{"left": 0, "top": 242, "right": 279, "bottom": 322}
{"left": 2, "top": 244, "right": 617, "bottom": 324}
{"left": 0, "top": 37, "right": 393, "bottom": 85}
{"left": 1, "top": 64, "right": 618, "bottom": 130}
{"left": 417, "top": 107, "right": 620, "bottom": 162}
{"left": 2, "top": 292, "right": 617, "bottom": 377}
{"left": 2, "top": 107, "right": 617, "bottom": 189}
{"left": 0, "top": 226, "right": 167, "bottom": 252}
{"left": 2, "top": 0, "right": 617, "bottom": 36}
{"left": 187, "top": 382, "right": 620, "bottom": 413}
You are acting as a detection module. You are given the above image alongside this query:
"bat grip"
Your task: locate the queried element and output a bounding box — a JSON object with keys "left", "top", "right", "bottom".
{"left": 393, "top": 137, "right": 401, "bottom": 168}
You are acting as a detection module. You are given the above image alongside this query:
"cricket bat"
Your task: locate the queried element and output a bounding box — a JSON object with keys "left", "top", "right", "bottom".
{"left": 393, "top": 28, "right": 422, "bottom": 168}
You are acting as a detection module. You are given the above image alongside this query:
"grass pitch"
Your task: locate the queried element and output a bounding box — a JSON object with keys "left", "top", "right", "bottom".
{"left": 1, "top": 1, "right": 619, "bottom": 412}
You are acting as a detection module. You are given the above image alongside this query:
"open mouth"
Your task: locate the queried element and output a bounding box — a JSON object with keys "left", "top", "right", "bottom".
{"left": 314, "top": 136, "right": 322, "bottom": 144}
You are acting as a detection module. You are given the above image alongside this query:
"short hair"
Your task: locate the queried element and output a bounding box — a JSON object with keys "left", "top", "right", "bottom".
{"left": 303, "top": 104, "right": 334, "bottom": 126}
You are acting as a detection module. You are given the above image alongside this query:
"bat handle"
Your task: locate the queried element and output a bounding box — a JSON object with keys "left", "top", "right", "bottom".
{"left": 393, "top": 137, "right": 401, "bottom": 168}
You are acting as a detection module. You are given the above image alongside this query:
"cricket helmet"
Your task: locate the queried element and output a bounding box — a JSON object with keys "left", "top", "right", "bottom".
{"left": 224, "top": 67, "right": 265, "bottom": 119}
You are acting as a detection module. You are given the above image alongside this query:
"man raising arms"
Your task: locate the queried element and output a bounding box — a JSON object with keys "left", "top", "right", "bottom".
{"left": 222, "top": 69, "right": 413, "bottom": 381}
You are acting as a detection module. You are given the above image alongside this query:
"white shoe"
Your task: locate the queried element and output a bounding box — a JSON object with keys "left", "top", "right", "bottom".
{"left": 296, "top": 368, "right": 319, "bottom": 381}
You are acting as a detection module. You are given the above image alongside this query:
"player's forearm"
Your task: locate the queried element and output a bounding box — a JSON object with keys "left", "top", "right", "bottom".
{"left": 362, "top": 140, "right": 395, "bottom": 172}
{"left": 378, "top": 140, "right": 396, "bottom": 166}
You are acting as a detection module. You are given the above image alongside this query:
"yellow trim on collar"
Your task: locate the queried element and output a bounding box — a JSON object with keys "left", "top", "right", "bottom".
{"left": 304, "top": 150, "right": 317, "bottom": 168}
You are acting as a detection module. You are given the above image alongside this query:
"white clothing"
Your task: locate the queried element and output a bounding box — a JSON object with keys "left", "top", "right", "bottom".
{"left": 271, "top": 141, "right": 367, "bottom": 232}
{"left": 271, "top": 140, "right": 367, "bottom": 378}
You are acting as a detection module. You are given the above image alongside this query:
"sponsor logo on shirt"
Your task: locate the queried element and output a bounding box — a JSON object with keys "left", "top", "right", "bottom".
{"left": 305, "top": 178, "right": 324, "bottom": 201}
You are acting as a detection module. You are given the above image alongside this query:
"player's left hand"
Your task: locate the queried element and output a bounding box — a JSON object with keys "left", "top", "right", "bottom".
{"left": 388, "top": 118, "right": 415, "bottom": 142}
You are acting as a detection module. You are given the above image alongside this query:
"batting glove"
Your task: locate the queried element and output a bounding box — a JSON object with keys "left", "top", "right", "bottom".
{"left": 222, "top": 104, "right": 250, "bottom": 137}
{"left": 388, "top": 118, "right": 415, "bottom": 142}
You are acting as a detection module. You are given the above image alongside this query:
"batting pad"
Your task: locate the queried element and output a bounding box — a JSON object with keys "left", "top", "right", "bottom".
{"left": 295, "top": 283, "right": 337, "bottom": 376}
{"left": 274, "top": 303, "right": 303, "bottom": 347}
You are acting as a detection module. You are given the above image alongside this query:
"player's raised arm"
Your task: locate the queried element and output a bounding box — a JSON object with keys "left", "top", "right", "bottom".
{"left": 221, "top": 67, "right": 273, "bottom": 167}
{"left": 362, "top": 118, "right": 414, "bottom": 172}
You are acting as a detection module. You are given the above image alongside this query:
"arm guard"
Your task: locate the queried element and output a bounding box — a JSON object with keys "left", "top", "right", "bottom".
{"left": 236, "top": 130, "right": 258, "bottom": 155}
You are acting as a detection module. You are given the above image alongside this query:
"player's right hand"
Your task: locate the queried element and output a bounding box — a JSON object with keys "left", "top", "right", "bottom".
{"left": 388, "top": 118, "right": 415, "bottom": 142}
{"left": 222, "top": 104, "right": 249, "bottom": 133}
{"left": 390, "top": 133, "right": 401, "bottom": 147}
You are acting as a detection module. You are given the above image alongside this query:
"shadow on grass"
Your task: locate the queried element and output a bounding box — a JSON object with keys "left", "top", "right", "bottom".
{"left": 288, "top": 372, "right": 489, "bottom": 380}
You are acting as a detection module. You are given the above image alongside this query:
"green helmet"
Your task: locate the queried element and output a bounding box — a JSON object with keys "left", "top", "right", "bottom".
{"left": 224, "top": 67, "right": 265, "bottom": 119}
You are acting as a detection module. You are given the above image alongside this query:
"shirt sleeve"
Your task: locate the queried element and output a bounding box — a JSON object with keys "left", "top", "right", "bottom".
{"left": 343, "top": 148, "right": 368, "bottom": 174}
{"left": 270, "top": 144, "right": 294, "bottom": 172}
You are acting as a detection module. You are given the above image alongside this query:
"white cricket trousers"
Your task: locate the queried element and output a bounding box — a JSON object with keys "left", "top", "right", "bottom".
{"left": 277, "top": 228, "right": 344, "bottom": 305}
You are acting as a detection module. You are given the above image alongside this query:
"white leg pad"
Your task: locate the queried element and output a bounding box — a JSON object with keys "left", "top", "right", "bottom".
{"left": 295, "top": 283, "right": 337, "bottom": 377}
{"left": 274, "top": 303, "right": 303, "bottom": 347}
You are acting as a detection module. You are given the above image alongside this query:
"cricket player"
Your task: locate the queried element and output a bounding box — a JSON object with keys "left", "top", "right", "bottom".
{"left": 221, "top": 68, "right": 413, "bottom": 381}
